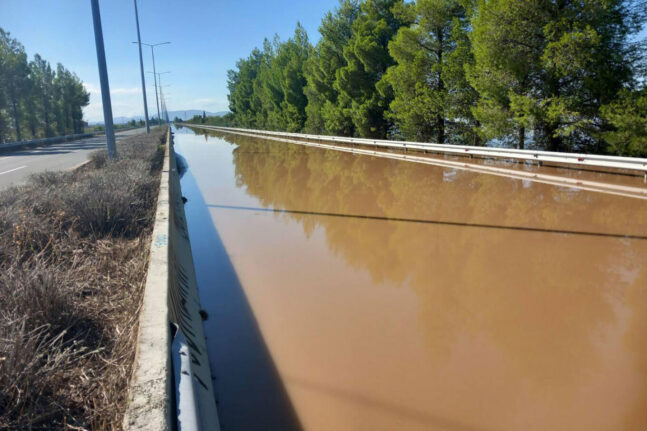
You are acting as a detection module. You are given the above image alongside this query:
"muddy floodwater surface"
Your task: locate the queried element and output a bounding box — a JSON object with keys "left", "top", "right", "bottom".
{"left": 173, "top": 126, "right": 647, "bottom": 431}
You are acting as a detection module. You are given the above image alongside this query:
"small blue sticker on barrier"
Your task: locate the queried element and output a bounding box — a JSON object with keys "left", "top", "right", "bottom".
{"left": 155, "top": 234, "right": 168, "bottom": 247}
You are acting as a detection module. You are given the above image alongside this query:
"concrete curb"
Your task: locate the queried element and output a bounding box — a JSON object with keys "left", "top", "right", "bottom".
{"left": 67, "top": 160, "right": 91, "bottom": 172}
{"left": 124, "top": 128, "right": 173, "bottom": 430}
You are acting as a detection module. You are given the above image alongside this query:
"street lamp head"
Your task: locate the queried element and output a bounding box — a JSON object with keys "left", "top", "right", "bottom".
{"left": 132, "top": 41, "right": 171, "bottom": 47}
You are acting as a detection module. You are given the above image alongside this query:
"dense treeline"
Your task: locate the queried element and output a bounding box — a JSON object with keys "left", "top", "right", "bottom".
{"left": 0, "top": 28, "right": 89, "bottom": 143}
{"left": 181, "top": 110, "right": 237, "bottom": 126}
{"left": 227, "top": 0, "right": 647, "bottom": 155}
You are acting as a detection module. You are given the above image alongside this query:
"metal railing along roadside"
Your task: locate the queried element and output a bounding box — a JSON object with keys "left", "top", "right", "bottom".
{"left": 0, "top": 126, "right": 145, "bottom": 153}
{"left": 193, "top": 125, "right": 647, "bottom": 179}
{"left": 185, "top": 124, "right": 647, "bottom": 200}
{"left": 0, "top": 133, "right": 95, "bottom": 151}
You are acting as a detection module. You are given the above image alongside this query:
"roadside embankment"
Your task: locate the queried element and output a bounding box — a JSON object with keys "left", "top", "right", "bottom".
{"left": 0, "top": 128, "right": 166, "bottom": 429}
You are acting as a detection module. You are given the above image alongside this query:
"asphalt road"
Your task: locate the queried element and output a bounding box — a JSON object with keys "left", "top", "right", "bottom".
{"left": 0, "top": 128, "right": 146, "bottom": 190}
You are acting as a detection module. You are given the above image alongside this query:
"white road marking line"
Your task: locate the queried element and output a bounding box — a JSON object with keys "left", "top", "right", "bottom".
{"left": 0, "top": 165, "right": 27, "bottom": 175}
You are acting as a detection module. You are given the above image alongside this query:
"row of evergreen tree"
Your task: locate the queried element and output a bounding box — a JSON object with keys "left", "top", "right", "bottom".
{"left": 0, "top": 28, "right": 89, "bottom": 144}
{"left": 226, "top": 0, "right": 647, "bottom": 155}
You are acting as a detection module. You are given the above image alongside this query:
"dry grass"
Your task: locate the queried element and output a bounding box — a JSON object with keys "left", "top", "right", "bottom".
{"left": 0, "top": 129, "right": 166, "bottom": 430}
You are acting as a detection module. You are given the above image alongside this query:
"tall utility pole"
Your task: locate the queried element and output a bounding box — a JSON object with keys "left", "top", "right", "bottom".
{"left": 90, "top": 0, "right": 117, "bottom": 159}
{"left": 133, "top": 0, "right": 150, "bottom": 134}
{"left": 159, "top": 86, "right": 169, "bottom": 123}
{"left": 155, "top": 72, "right": 171, "bottom": 123}
{"left": 146, "top": 70, "right": 161, "bottom": 125}
{"left": 136, "top": 42, "right": 169, "bottom": 126}
{"left": 150, "top": 46, "right": 161, "bottom": 126}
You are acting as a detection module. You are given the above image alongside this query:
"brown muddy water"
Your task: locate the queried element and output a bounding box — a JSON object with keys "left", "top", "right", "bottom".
{"left": 174, "top": 126, "right": 647, "bottom": 431}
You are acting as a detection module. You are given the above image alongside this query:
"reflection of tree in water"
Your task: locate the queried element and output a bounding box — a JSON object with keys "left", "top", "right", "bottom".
{"left": 221, "top": 131, "right": 647, "bottom": 414}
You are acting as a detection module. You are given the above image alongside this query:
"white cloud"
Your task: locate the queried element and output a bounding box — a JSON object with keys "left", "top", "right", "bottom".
{"left": 83, "top": 82, "right": 100, "bottom": 95}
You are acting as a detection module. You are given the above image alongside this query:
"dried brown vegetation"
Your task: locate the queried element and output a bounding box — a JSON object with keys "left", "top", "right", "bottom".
{"left": 0, "top": 129, "right": 166, "bottom": 430}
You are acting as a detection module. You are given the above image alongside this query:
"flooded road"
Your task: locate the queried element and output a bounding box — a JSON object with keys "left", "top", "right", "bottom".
{"left": 174, "top": 125, "right": 647, "bottom": 431}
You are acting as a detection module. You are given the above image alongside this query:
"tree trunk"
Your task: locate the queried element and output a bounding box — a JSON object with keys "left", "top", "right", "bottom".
{"left": 29, "top": 107, "right": 37, "bottom": 138}
{"left": 548, "top": 134, "right": 561, "bottom": 152}
{"left": 437, "top": 115, "right": 445, "bottom": 144}
{"left": 544, "top": 124, "right": 562, "bottom": 151}
{"left": 66, "top": 106, "right": 71, "bottom": 134}
{"left": 43, "top": 97, "right": 51, "bottom": 137}
{"left": 473, "top": 120, "right": 482, "bottom": 146}
{"left": 10, "top": 96, "right": 21, "bottom": 142}
{"left": 518, "top": 126, "right": 525, "bottom": 150}
{"left": 435, "top": 30, "right": 445, "bottom": 144}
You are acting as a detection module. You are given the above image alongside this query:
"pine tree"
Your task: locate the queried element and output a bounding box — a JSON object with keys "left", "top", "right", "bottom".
{"left": 304, "top": 0, "right": 360, "bottom": 135}
{"left": 0, "top": 29, "right": 29, "bottom": 141}
{"left": 469, "top": 0, "right": 646, "bottom": 151}
{"left": 379, "top": 0, "right": 478, "bottom": 144}
{"left": 336, "top": 0, "right": 407, "bottom": 138}
{"left": 227, "top": 48, "right": 263, "bottom": 127}
{"left": 601, "top": 87, "right": 647, "bottom": 156}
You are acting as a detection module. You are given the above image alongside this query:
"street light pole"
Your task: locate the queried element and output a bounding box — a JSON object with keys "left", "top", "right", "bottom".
{"left": 137, "top": 42, "right": 169, "bottom": 126}
{"left": 156, "top": 72, "right": 171, "bottom": 123}
{"left": 150, "top": 46, "right": 161, "bottom": 126}
{"left": 133, "top": 0, "right": 150, "bottom": 134}
{"left": 160, "top": 86, "right": 168, "bottom": 123}
{"left": 90, "top": 0, "right": 117, "bottom": 159}
{"left": 146, "top": 70, "right": 161, "bottom": 126}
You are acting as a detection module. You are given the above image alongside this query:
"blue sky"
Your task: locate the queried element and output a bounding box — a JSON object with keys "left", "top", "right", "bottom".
{"left": 0, "top": 1, "right": 645, "bottom": 123}
{"left": 0, "top": 0, "right": 340, "bottom": 122}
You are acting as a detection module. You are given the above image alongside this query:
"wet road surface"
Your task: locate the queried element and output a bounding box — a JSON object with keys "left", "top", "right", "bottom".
{"left": 174, "top": 125, "right": 647, "bottom": 431}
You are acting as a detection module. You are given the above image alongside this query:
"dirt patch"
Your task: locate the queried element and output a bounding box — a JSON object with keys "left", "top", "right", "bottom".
{"left": 0, "top": 129, "right": 167, "bottom": 430}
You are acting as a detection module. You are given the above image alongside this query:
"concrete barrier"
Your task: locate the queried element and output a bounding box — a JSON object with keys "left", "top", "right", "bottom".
{"left": 124, "top": 128, "right": 220, "bottom": 430}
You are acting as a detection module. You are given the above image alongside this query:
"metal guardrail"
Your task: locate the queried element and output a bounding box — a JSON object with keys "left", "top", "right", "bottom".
{"left": 187, "top": 124, "right": 647, "bottom": 200}
{"left": 193, "top": 125, "right": 647, "bottom": 177}
{"left": 0, "top": 133, "right": 95, "bottom": 151}
{"left": 0, "top": 126, "right": 145, "bottom": 152}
